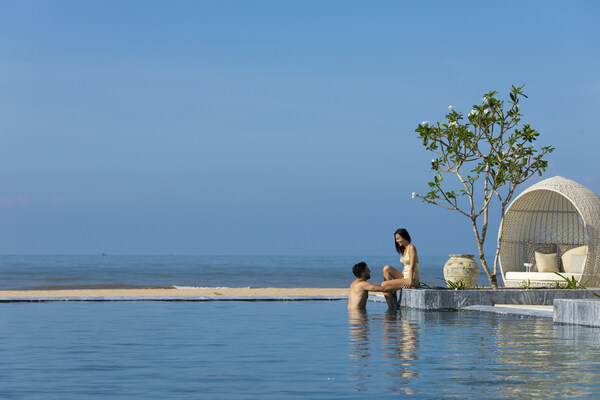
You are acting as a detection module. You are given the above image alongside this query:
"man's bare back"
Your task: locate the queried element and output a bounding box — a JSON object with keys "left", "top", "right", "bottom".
{"left": 348, "top": 262, "right": 384, "bottom": 310}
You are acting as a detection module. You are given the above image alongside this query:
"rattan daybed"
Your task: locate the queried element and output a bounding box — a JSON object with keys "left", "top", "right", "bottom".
{"left": 499, "top": 176, "right": 600, "bottom": 288}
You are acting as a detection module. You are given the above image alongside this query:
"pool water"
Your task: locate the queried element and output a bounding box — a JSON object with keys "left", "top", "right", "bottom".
{"left": 1, "top": 300, "right": 599, "bottom": 399}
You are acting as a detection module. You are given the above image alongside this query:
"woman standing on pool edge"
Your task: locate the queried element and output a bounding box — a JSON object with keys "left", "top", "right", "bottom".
{"left": 382, "top": 228, "right": 420, "bottom": 308}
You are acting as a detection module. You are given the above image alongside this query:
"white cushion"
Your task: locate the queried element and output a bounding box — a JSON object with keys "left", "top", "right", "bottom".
{"left": 569, "top": 254, "right": 586, "bottom": 274}
{"left": 505, "top": 271, "right": 582, "bottom": 281}
{"left": 535, "top": 252, "right": 558, "bottom": 272}
{"left": 561, "top": 246, "right": 587, "bottom": 272}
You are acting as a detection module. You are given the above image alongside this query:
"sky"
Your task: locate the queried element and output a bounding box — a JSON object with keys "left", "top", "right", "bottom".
{"left": 0, "top": 0, "right": 599, "bottom": 256}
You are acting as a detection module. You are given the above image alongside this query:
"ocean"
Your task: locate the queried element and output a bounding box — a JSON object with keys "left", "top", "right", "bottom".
{"left": 0, "top": 254, "right": 493, "bottom": 290}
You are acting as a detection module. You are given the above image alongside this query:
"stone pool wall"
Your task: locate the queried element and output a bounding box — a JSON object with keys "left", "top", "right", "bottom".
{"left": 554, "top": 299, "right": 600, "bottom": 327}
{"left": 399, "top": 288, "right": 600, "bottom": 310}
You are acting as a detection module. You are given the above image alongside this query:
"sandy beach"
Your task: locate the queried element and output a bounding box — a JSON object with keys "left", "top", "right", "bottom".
{"left": 0, "top": 287, "right": 350, "bottom": 298}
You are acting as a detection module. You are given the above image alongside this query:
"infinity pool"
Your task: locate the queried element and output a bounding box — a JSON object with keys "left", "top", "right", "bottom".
{"left": 1, "top": 301, "right": 599, "bottom": 399}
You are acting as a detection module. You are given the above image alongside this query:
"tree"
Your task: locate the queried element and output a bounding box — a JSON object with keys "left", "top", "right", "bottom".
{"left": 414, "top": 85, "right": 554, "bottom": 289}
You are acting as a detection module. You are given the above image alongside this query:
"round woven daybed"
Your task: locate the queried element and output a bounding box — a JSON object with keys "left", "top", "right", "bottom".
{"left": 499, "top": 176, "right": 600, "bottom": 288}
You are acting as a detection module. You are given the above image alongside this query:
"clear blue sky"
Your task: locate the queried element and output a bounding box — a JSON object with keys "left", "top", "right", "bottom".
{"left": 0, "top": 0, "right": 599, "bottom": 256}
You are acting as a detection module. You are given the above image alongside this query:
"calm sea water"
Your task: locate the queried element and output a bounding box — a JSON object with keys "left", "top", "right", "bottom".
{"left": 0, "top": 254, "right": 492, "bottom": 290}
{"left": 1, "top": 301, "right": 599, "bottom": 399}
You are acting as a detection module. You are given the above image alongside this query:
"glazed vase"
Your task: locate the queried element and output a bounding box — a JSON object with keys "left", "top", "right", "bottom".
{"left": 443, "top": 254, "right": 480, "bottom": 287}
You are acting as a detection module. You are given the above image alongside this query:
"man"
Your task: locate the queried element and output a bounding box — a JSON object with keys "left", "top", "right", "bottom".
{"left": 348, "top": 262, "right": 385, "bottom": 310}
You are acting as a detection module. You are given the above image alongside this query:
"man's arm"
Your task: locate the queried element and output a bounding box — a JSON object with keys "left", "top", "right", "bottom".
{"left": 360, "top": 281, "right": 384, "bottom": 292}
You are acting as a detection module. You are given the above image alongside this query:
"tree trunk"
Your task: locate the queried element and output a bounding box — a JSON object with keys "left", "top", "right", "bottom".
{"left": 471, "top": 218, "right": 499, "bottom": 289}
{"left": 492, "top": 204, "right": 507, "bottom": 279}
{"left": 479, "top": 250, "right": 498, "bottom": 289}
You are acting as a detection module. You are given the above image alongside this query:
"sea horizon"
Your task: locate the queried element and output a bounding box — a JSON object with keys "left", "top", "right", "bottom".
{"left": 0, "top": 254, "right": 494, "bottom": 291}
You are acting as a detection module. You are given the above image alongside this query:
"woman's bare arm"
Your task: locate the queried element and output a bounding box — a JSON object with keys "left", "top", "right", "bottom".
{"left": 405, "top": 244, "right": 418, "bottom": 288}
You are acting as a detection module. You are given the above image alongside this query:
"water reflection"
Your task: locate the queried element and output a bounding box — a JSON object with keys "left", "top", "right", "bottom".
{"left": 494, "top": 316, "right": 600, "bottom": 398}
{"left": 348, "top": 309, "right": 370, "bottom": 359}
{"left": 348, "top": 309, "right": 419, "bottom": 394}
{"left": 348, "top": 309, "right": 371, "bottom": 391}
{"left": 382, "top": 310, "right": 419, "bottom": 394}
{"left": 349, "top": 308, "right": 600, "bottom": 398}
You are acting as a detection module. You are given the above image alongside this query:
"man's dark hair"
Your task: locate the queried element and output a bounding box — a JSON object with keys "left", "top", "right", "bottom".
{"left": 353, "top": 262, "right": 368, "bottom": 278}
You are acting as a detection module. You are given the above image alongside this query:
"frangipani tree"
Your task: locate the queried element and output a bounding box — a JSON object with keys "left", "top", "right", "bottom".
{"left": 414, "top": 85, "right": 554, "bottom": 289}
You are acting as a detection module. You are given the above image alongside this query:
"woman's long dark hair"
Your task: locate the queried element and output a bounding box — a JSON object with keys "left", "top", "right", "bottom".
{"left": 394, "top": 228, "right": 411, "bottom": 255}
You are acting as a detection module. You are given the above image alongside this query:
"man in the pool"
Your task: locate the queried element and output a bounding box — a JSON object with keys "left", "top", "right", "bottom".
{"left": 348, "top": 262, "right": 385, "bottom": 310}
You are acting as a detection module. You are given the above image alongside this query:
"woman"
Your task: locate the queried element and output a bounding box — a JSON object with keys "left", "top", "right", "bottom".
{"left": 382, "top": 228, "right": 420, "bottom": 308}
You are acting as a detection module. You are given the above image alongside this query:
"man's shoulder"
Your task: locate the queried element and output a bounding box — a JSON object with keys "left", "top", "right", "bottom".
{"left": 350, "top": 279, "right": 367, "bottom": 289}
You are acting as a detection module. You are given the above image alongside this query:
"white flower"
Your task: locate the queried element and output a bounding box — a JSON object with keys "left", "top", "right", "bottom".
{"left": 449, "top": 121, "right": 457, "bottom": 127}
{"left": 468, "top": 109, "right": 476, "bottom": 116}
{"left": 482, "top": 96, "right": 487, "bottom": 103}
{"left": 422, "top": 121, "right": 429, "bottom": 126}
{"left": 484, "top": 109, "right": 490, "bottom": 114}
{"left": 448, "top": 105, "right": 455, "bottom": 111}
{"left": 411, "top": 192, "right": 418, "bottom": 199}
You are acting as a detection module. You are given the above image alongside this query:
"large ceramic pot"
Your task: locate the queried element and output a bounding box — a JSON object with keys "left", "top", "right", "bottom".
{"left": 443, "top": 254, "right": 480, "bottom": 287}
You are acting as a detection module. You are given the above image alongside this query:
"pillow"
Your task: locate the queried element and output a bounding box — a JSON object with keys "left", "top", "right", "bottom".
{"left": 535, "top": 251, "right": 558, "bottom": 272}
{"left": 526, "top": 243, "right": 557, "bottom": 269}
{"left": 561, "top": 246, "right": 587, "bottom": 272}
{"left": 568, "top": 254, "right": 586, "bottom": 274}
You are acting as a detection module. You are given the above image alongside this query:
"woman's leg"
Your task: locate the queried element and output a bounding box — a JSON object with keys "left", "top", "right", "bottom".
{"left": 383, "top": 265, "right": 403, "bottom": 281}
{"left": 382, "top": 265, "right": 404, "bottom": 309}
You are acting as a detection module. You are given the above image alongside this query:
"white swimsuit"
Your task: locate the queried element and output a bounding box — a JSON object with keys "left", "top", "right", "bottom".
{"left": 401, "top": 252, "right": 420, "bottom": 283}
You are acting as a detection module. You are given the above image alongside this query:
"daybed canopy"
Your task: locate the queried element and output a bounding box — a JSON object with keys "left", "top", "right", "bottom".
{"left": 499, "top": 176, "right": 600, "bottom": 288}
